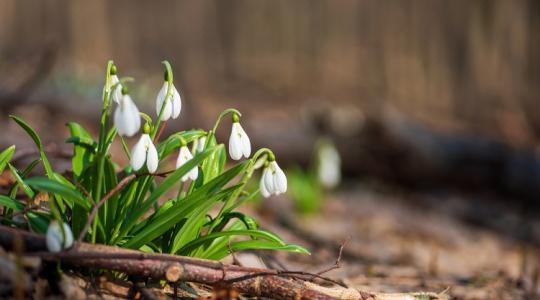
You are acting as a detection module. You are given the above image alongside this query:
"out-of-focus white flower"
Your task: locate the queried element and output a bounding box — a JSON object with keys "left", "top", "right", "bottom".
{"left": 131, "top": 134, "right": 159, "bottom": 173}
{"left": 317, "top": 141, "right": 341, "bottom": 189}
{"left": 229, "top": 116, "right": 251, "bottom": 160}
{"left": 176, "top": 145, "right": 198, "bottom": 182}
{"left": 156, "top": 82, "right": 181, "bottom": 121}
{"left": 46, "top": 221, "right": 74, "bottom": 252}
{"left": 260, "top": 160, "right": 287, "bottom": 197}
{"left": 195, "top": 136, "right": 206, "bottom": 153}
{"left": 114, "top": 91, "right": 141, "bottom": 137}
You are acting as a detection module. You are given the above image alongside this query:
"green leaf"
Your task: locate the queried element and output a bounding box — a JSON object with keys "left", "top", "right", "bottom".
{"left": 27, "top": 211, "right": 50, "bottom": 234}
{"left": 170, "top": 199, "right": 217, "bottom": 253}
{"left": 157, "top": 130, "right": 206, "bottom": 159}
{"left": 206, "top": 240, "right": 310, "bottom": 260}
{"left": 10, "top": 115, "right": 43, "bottom": 151}
{"left": 9, "top": 115, "right": 54, "bottom": 177}
{"left": 8, "top": 164, "right": 35, "bottom": 198}
{"left": 122, "top": 161, "right": 249, "bottom": 248}
{"left": 25, "top": 177, "right": 91, "bottom": 211}
{"left": 0, "top": 145, "right": 15, "bottom": 174}
{"left": 67, "top": 122, "right": 97, "bottom": 177}
{"left": 211, "top": 212, "right": 258, "bottom": 233}
{"left": 0, "top": 195, "right": 24, "bottom": 211}
{"left": 179, "top": 229, "right": 286, "bottom": 255}
{"left": 200, "top": 136, "right": 226, "bottom": 184}
{"left": 118, "top": 146, "right": 220, "bottom": 240}
{"left": 123, "top": 184, "right": 239, "bottom": 249}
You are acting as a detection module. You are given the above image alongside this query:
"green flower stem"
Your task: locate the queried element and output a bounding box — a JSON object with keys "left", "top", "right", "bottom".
{"left": 205, "top": 108, "right": 242, "bottom": 149}
{"left": 120, "top": 136, "right": 131, "bottom": 160}
{"left": 87, "top": 60, "right": 114, "bottom": 243}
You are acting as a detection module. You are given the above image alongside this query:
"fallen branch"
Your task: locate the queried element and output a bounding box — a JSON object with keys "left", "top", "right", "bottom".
{"left": 0, "top": 226, "right": 360, "bottom": 299}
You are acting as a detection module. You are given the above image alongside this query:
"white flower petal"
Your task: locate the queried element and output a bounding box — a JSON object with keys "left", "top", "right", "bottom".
{"left": 113, "top": 106, "right": 126, "bottom": 136}
{"left": 131, "top": 135, "right": 148, "bottom": 171}
{"left": 272, "top": 162, "right": 287, "bottom": 194}
{"left": 238, "top": 125, "right": 251, "bottom": 158}
{"left": 189, "top": 165, "right": 198, "bottom": 181}
{"left": 178, "top": 146, "right": 197, "bottom": 182}
{"left": 146, "top": 140, "right": 159, "bottom": 173}
{"left": 123, "top": 96, "right": 141, "bottom": 137}
{"left": 156, "top": 82, "right": 172, "bottom": 121}
{"left": 263, "top": 167, "right": 275, "bottom": 193}
{"left": 171, "top": 85, "right": 182, "bottom": 119}
{"left": 196, "top": 136, "right": 206, "bottom": 153}
{"left": 62, "top": 222, "right": 74, "bottom": 249}
{"left": 260, "top": 174, "right": 271, "bottom": 198}
{"left": 176, "top": 146, "right": 190, "bottom": 169}
{"left": 229, "top": 124, "right": 243, "bottom": 160}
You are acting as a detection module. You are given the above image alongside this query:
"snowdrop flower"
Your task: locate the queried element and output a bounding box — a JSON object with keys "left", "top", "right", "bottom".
{"left": 46, "top": 221, "right": 74, "bottom": 252}
{"left": 260, "top": 159, "right": 287, "bottom": 197}
{"left": 176, "top": 143, "right": 198, "bottom": 182}
{"left": 155, "top": 81, "right": 181, "bottom": 121}
{"left": 114, "top": 87, "right": 141, "bottom": 137}
{"left": 229, "top": 114, "right": 251, "bottom": 160}
{"left": 131, "top": 125, "right": 159, "bottom": 173}
{"left": 317, "top": 141, "right": 341, "bottom": 189}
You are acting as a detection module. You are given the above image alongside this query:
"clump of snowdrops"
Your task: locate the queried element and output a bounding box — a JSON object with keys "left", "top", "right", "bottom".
{"left": 0, "top": 60, "right": 308, "bottom": 259}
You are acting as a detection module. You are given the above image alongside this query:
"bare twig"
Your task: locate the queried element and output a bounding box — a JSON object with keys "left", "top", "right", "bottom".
{"left": 316, "top": 237, "right": 349, "bottom": 277}
{"left": 77, "top": 174, "right": 136, "bottom": 242}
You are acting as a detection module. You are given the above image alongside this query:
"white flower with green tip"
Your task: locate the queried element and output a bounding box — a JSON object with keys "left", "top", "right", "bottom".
{"left": 131, "top": 128, "right": 159, "bottom": 173}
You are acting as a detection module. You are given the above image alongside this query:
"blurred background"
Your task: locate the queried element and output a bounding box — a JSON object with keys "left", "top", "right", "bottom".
{"left": 1, "top": 1, "right": 540, "bottom": 297}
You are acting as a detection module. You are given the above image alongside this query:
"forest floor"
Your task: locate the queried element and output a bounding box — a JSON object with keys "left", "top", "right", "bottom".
{"left": 0, "top": 104, "right": 538, "bottom": 299}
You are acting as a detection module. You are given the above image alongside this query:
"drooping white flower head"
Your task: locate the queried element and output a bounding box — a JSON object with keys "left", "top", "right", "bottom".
{"left": 46, "top": 221, "right": 74, "bottom": 252}
{"left": 131, "top": 130, "right": 159, "bottom": 173}
{"left": 156, "top": 81, "right": 181, "bottom": 121}
{"left": 114, "top": 87, "right": 141, "bottom": 137}
{"left": 229, "top": 114, "right": 251, "bottom": 160}
{"left": 260, "top": 159, "right": 287, "bottom": 198}
{"left": 176, "top": 144, "right": 198, "bottom": 182}
{"left": 317, "top": 141, "right": 341, "bottom": 189}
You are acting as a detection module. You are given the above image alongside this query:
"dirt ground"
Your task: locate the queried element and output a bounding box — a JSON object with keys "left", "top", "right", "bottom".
{"left": 1, "top": 105, "right": 539, "bottom": 299}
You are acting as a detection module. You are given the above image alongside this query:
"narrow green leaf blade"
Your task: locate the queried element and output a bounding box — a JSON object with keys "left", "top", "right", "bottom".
{"left": 0, "top": 145, "right": 15, "bottom": 174}
{"left": 25, "top": 177, "right": 91, "bottom": 211}
{"left": 0, "top": 195, "right": 25, "bottom": 211}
